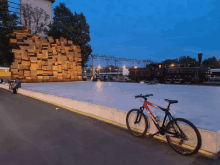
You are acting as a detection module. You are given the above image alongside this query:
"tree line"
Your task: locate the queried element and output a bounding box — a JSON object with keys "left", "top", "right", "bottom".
{"left": 148, "top": 56, "right": 220, "bottom": 68}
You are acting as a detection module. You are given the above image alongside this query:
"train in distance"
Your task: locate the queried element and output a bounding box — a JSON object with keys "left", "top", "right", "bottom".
{"left": 128, "top": 53, "right": 212, "bottom": 84}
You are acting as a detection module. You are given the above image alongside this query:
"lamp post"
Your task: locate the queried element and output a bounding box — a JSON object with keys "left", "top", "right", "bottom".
{"left": 116, "top": 69, "right": 118, "bottom": 79}
{"left": 134, "top": 66, "right": 137, "bottom": 81}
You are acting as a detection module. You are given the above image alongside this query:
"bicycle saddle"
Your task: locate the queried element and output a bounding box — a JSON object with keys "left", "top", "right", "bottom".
{"left": 164, "top": 99, "right": 178, "bottom": 104}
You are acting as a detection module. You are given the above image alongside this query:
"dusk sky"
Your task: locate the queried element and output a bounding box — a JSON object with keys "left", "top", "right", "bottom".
{"left": 51, "top": 0, "right": 220, "bottom": 68}
{"left": 11, "top": 0, "right": 220, "bottom": 68}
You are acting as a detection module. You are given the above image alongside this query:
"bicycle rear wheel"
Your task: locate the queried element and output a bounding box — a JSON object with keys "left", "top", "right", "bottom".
{"left": 165, "top": 118, "right": 201, "bottom": 156}
{"left": 126, "top": 109, "right": 148, "bottom": 137}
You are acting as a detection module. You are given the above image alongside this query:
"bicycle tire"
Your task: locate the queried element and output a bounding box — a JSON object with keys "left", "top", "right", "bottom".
{"left": 126, "top": 109, "right": 148, "bottom": 137}
{"left": 165, "top": 118, "right": 201, "bottom": 156}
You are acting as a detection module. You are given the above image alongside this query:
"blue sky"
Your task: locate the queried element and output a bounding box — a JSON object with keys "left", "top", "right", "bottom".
{"left": 51, "top": 0, "right": 220, "bottom": 67}
{"left": 14, "top": 0, "right": 220, "bottom": 68}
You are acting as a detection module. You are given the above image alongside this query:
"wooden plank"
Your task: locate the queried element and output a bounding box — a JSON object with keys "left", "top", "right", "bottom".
{"left": 10, "top": 39, "right": 17, "bottom": 43}
{"left": 37, "top": 53, "right": 43, "bottom": 59}
{"left": 52, "top": 66, "right": 58, "bottom": 71}
{"left": 19, "top": 70, "right": 24, "bottom": 76}
{"left": 21, "top": 60, "right": 30, "bottom": 66}
{"left": 21, "top": 55, "right": 29, "bottom": 61}
{"left": 47, "top": 66, "right": 52, "bottom": 70}
{"left": 43, "top": 71, "right": 48, "bottom": 75}
{"left": 38, "top": 76, "right": 43, "bottom": 80}
{"left": 11, "top": 69, "right": 18, "bottom": 72}
{"left": 32, "top": 34, "right": 39, "bottom": 39}
{"left": 48, "top": 71, "right": 53, "bottom": 75}
{"left": 37, "top": 70, "right": 43, "bottom": 75}
{"left": 14, "top": 59, "right": 22, "bottom": 63}
{"left": 30, "top": 57, "right": 37, "bottom": 63}
{"left": 42, "top": 66, "right": 48, "bottom": 70}
{"left": 30, "top": 63, "right": 38, "bottom": 68}
{"left": 18, "top": 64, "right": 29, "bottom": 70}
{"left": 41, "top": 61, "right": 48, "bottom": 65}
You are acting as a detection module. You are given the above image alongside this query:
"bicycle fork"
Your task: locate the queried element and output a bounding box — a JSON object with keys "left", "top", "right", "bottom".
{"left": 134, "top": 107, "right": 144, "bottom": 124}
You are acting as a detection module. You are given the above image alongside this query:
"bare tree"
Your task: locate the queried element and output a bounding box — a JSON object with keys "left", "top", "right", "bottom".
{"left": 20, "top": 3, "right": 50, "bottom": 35}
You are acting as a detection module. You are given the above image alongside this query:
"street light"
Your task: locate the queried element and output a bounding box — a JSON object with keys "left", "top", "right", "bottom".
{"left": 109, "top": 67, "right": 111, "bottom": 72}
{"left": 116, "top": 69, "right": 119, "bottom": 79}
{"left": 134, "top": 66, "right": 137, "bottom": 69}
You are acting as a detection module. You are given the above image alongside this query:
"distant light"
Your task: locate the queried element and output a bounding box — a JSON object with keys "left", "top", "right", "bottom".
{"left": 171, "top": 64, "right": 175, "bottom": 67}
{"left": 134, "top": 66, "right": 137, "bottom": 69}
{"left": 84, "top": 71, "right": 86, "bottom": 73}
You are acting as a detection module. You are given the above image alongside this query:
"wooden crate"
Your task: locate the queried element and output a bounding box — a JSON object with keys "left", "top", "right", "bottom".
{"left": 42, "top": 66, "right": 48, "bottom": 70}
{"left": 37, "top": 70, "right": 43, "bottom": 75}
{"left": 37, "top": 76, "right": 43, "bottom": 80}
{"left": 30, "top": 57, "right": 37, "bottom": 63}
{"left": 30, "top": 63, "right": 38, "bottom": 69}
{"left": 18, "top": 70, "right": 24, "bottom": 76}
{"left": 41, "top": 61, "right": 48, "bottom": 66}
{"left": 43, "top": 71, "right": 48, "bottom": 75}
{"left": 58, "top": 65, "right": 62, "bottom": 72}
{"left": 9, "top": 28, "right": 82, "bottom": 83}
{"left": 21, "top": 60, "right": 30, "bottom": 66}
{"left": 48, "top": 71, "right": 53, "bottom": 75}
{"left": 78, "top": 76, "right": 83, "bottom": 81}
{"left": 11, "top": 69, "right": 18, "bottom": 72}
{"left": 52, "top": 66, "right": 58, "bottom": 71}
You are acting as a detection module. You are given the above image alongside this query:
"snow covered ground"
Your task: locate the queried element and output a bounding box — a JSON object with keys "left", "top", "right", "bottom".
{"left": 9, "top": 81, "right": 220, "bottom": 132}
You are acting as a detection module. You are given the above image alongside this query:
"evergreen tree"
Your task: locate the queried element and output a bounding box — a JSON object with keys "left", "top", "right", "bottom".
{"left": 46, "top": 2, "right": 92, "bottom": 69}
{"left": 0, "top": 0, "right": 18, "bottom": 66}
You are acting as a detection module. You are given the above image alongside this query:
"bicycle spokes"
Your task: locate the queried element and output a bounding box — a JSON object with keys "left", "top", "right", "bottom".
{"left": 166, "top": 118, "right": 201, "bottom": 156}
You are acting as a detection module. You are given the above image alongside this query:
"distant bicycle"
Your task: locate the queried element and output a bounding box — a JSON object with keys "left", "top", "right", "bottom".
{"left": 126, "top": 94, "right": 202, "bottom": 156}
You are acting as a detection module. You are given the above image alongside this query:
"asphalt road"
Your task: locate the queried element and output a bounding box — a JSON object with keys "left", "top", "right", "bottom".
{"left": 0, "top": 88, "right": 219, "bottom": 165}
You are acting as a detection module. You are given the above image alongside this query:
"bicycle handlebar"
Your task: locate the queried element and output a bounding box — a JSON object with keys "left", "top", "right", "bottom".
{"left": 135, "top": 94, "right": 153, "bottom": 99}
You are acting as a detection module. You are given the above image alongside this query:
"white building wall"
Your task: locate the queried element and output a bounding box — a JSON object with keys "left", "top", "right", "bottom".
{"left": 20, "top": 0, "right": 53, "bottom": 37}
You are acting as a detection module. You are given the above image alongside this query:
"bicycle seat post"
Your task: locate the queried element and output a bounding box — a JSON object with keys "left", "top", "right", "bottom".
{"left": 166, "top": 103, "right": 171, "bottom": 110}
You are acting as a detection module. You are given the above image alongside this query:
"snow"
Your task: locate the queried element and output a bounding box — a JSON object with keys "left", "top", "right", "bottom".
{"left": 13, "top": 81, "right": 220, "bottom": 132}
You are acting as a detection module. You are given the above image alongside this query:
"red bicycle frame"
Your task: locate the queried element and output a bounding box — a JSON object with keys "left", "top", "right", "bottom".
{"left": 142, "top": 100, "right": 173, "bottom": 133}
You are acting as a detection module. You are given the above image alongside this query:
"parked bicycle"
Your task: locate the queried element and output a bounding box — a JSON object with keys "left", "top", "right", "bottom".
{"left": 126, "top": 94, "right": 202, "bottom": 156}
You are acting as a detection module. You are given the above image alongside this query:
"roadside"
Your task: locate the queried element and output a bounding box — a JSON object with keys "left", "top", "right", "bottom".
{"left": 0, "top": 88, "right": 219, "bottom": 165}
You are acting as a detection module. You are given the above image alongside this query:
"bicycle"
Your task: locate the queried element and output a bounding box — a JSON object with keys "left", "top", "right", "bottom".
{"left": 126, "top": 94, "right": 202, "bottom": 156}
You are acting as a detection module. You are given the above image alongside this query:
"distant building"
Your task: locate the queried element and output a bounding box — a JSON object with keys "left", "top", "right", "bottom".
{"left": 20, "top": 0, "right": 55, "bottom": 37}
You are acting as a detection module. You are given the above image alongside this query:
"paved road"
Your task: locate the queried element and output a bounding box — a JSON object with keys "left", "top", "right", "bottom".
{"left": 0, "top": 88, "right": 219, "bottom": 165}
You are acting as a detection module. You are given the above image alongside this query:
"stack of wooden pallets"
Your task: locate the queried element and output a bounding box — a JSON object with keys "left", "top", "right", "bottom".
{"left": 9, "top": 27, "right": 82, "bottom": 83}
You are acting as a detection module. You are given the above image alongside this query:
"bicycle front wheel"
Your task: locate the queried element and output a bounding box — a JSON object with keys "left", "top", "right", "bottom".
{"left": 165, "top": 118, "right": 202, "bottom": 156}
{"left": 126, "top": 109, "right": 148, "bottom": 137}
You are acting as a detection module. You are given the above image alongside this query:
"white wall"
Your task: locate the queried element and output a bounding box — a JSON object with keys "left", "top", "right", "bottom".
{"left": 20, "top": 0, "right": 53, "bottom": 37}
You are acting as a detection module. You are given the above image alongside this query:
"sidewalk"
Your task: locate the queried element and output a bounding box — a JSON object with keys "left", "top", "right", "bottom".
{"left": 0, "top": 88, "right": 219, "bottom": 165}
